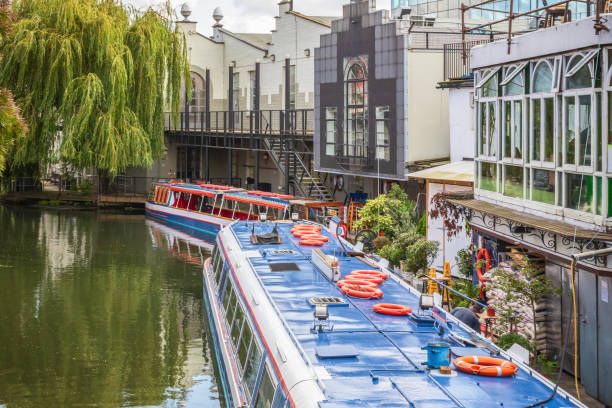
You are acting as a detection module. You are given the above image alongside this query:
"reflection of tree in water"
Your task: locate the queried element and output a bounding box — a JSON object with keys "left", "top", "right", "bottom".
{"left": 0, "top": 206, "right": 220, "bottom": 407}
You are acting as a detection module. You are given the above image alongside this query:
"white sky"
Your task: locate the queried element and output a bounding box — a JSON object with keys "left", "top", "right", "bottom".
{"left": 125, "top": 0, "right": 392, "bottom": 35}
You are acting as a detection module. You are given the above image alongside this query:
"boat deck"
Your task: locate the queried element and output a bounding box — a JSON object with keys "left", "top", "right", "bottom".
{"left": 229, "top": 221, "right": 581, "bottom": 408}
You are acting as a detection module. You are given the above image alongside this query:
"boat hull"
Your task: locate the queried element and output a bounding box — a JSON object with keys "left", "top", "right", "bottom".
{"left": 145, "top": 201, "right": 232, "bottom": 241}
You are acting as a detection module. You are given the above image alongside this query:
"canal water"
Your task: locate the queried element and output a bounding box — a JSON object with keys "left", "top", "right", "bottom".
{"left": 0, "top": 206, "right": 224, "bottom": 407}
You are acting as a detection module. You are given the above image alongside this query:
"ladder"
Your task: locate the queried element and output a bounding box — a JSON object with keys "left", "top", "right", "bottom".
{"left": 346, "top": 201, "right": 363, "bottom": 232}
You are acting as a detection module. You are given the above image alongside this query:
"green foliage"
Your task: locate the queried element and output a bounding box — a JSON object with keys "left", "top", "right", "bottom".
{"left": 39, "top": 199, "right": 60, "bottom": 206}
{"left": 354, "top": 184, "right": 417, "bottom": 239}
{"left": 451, "top": 279, "right": 480, "bottom": 307}
{"left": 455, "top": 248, "right": 474, "bottom": 279}
{"left": 373, "top": 235, "right": 390, "bottom": 250}
{"left": 536, "top": 354, "right": 560, "bottom": 378}
{"left": 1, "top": 0, "right": 190, "bottom": 175}
{"left": 491, "top": 257, "right": 561, "bottom": 356}
{"left": 497, "top": 333, "right": 532, "bottom": 352}
{"left": 0, "top": 89, "right": 26, "bottom": 172}
{"left": 378, "top": 229, "right": 439, "bottom": 273}
{"left": 0, "top": 4, "right": 27, "bottom": 173}
{"left": 416, "top": 213, "right": 426, "bottom": 237}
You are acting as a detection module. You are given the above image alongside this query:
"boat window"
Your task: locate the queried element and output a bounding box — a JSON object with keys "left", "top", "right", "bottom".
{"left": 231, "top": 305, "right": 245, "bottom": 348}
{"left": 222, "top": 280, "right": 233, "bottom": 311}
{"left": 226, "top": 290, "right": 238, "bottom": 325}
{"left": 215, "top": 263, "right": 227, "bottom": 287}
{"left": 237, "top": 322, "right": 253, "bottom": 371}
{"left": 214, "top": 257, "right": 224, "bottom": 284}
{"left": 210, "top": 247, "right": 219, "bottom": 271}
{"left": 243, "top": 342, "right": 262, "bottom": 398}
{"left": 254, "top": 367, "right": 276, "bottom": 408}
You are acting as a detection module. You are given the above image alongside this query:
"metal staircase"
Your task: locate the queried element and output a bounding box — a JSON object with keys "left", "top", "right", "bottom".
{"left": 262, "top": 136, "right": 333, "bottom": 201}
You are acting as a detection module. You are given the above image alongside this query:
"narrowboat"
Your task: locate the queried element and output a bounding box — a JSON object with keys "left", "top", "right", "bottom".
{"left": 145, "top": 181, "right": 344, "bottom": 241}
{"left": 203, "top": 218, "right": 586, "bottom": 408}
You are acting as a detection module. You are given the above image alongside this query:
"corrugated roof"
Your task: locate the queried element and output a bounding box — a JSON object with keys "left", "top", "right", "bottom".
{"left": 406, "top": 160, "right": 474, "bottom": 183}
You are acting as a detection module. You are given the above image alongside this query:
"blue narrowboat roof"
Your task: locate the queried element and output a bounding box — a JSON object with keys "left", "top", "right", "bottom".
{"left": 226, "top": 221, "right": 581, "bottom": 408}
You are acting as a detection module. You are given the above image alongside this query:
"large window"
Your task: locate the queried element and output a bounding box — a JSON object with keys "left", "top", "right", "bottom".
{"left": 232, "top": 72, "right": 240, "bottom": 111}
{"left": 344, "top": 57, "right": 368, "bottom": 158}
{"left": 249, "top": 70, "right": 257, "bottom": 110}
{"left": 325, "top": 107, "right": 337, "bottom": 156}
{"left": 254, "top": 367, "right": 276, "bottom": 408}
{"left": 475, "top": 49, "right": 610, "bottom": 220}
{"left": 375, "top": 106, "right": 390, "bottom": 160}
{"left": 504, "top": 165, "right": 524, "bottom": 198}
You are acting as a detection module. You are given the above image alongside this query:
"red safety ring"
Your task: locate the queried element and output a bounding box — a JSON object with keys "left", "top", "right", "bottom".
{"left": 292, "top": 224, "right": 321, "bottom": 230}
{"left": 341, "top": 284, "right": 383, "bottom": 299}
{"left": 299, "top": 239, "right": 325, "bottom": 246}
{"left": 292, "top": 230, "right": 317, "bottom": 238}
{"left": 373, "top": 303, "right": 412, "bottom": 316}
{"left": 337, "top": 279, "right": 378, "bottom": 288}
{"left": 346, "top": 274, "right": 383, "bottom": 284}
{"left": 300, "top": 234, "right": 329, "bottom": 242}
{"left": 476, "top": 248, "right": 491, "bottom": 283}
{"left": 351, "top": 270, "right": 389, "bottom": 280}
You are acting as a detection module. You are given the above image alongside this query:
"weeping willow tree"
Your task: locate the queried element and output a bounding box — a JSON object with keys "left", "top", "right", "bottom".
{"left": 0, "top": 1, "right": 27, "bottom": 173}
{"left": 0, "top": 0, "right": 190, "bottom": 175}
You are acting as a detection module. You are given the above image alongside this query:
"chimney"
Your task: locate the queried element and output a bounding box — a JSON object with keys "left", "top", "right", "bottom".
{"left": 212, "top": 6, "right": 224, "bottom": 42}
{"left": 278, "top": 0, "right": 291, "bottom": 14}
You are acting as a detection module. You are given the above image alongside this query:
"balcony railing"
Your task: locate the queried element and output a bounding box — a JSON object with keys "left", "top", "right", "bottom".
{"left": 443, "top": 39, "right": 492, "bottom": 81}
{"left": 164, "top": 109, "right": 314, "bottom": 136}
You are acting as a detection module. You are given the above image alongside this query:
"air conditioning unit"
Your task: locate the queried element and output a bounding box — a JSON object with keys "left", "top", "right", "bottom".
{"left": 424, "top": 16, "right": 436, "bottom": 26}
{"left": 409, "top": 15, "right": 425, "bottom": 25}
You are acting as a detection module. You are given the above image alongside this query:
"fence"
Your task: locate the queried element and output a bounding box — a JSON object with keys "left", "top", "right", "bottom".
{"left": 443, "top": 39, "right": 492, "bottom": 80}
{"left": 164, "top": 109, "right": 314, "bottom": 136}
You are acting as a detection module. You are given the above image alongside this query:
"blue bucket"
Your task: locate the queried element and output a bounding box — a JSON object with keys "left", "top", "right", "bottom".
{"left": 422, "top": 342, "right": 450, "bottom": 369}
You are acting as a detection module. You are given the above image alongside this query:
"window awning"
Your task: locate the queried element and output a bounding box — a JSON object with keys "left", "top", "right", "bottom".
{"left": 500, "top": 62, "right": 528, "bottom": 86}
{"left": 565, "top": 49, "right": 598, "bottom": 78}
{"left": 170, "top": 186, "right": 216, "bottom": 198}
{"left": 475, "top": 67, "right": 500, "bottom": 89}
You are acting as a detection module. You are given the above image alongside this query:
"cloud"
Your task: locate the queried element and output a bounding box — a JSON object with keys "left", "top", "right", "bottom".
{"left": 125, "top": 0, "right": 391, "bottom": 35}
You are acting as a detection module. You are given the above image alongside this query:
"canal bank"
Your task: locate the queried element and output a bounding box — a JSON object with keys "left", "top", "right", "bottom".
{"left": 0, "top": 205, "right": 225, "bottom": 407}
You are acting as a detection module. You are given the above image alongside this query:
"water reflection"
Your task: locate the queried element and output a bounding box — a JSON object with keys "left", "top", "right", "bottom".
{"left": 0, "top": 206, "right": 223, "bottom": 407}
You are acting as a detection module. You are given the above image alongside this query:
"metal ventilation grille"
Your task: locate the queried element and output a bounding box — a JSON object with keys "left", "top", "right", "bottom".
{"left": 269, "top": 263, "right": 300, "bottom": 272}
{"left": 309, "top": 297, "right": 346, "bottom": 306}
{"left": 270, "top": 250, "right": 296, "bottom": 255}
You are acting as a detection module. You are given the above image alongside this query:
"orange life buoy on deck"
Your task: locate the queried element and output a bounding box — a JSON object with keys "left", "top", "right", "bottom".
{"left": 373, "top": 303, "right": 412, "bottom": 316}
{"left": 300, "top": 234, "right": 329, "bottom": 242}
{"left": 476, "top": 248, "right": 491, "bottom": 283}
{"left": 345, "top": 274, "right": 383, "bottom": 284}
{"left": 337, "top": 279, "right": 378, "bottom": 288}
{"left": 299, "top": 239, "right": 325, "bottom": 246}
{"left": 340, "top": 284, "right": 383, "bottom": 299}
{"left": 454, "top": 356, "right": 518, "bottom": 377}
{"left": 351, "top": 270, "right": 388, "bottom": 280}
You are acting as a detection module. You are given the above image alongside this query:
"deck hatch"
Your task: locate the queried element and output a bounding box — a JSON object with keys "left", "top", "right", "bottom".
{"left": 316, "top": 345, "right": 359, "bottom": 359}
{"left": 268, "top": 262, "right": 301, "bottom": 272}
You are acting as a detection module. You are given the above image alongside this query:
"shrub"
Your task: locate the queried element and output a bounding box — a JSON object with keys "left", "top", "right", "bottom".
{"left": 416, "top": 213, "right": 426, "bottom": 237}
{"left": 373, "top": 236, "right": 390, "bottom": 250}
{"left": 455, "top": 248, "right": 474, "bottom": 279}
{"left": 497, "top": 333, "right": 532, "bottom": 352}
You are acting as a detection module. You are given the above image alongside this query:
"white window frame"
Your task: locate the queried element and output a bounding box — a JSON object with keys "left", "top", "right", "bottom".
{"left": 476, "top": 70, "right": 499, "bottom": 159}
{"left": 530, "top": 60, "right": 557, "bottom": 169}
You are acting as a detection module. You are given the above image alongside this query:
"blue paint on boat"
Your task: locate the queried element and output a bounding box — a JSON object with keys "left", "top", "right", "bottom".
{"left": 201, "top": 220, "right": 585, "bottom": 408}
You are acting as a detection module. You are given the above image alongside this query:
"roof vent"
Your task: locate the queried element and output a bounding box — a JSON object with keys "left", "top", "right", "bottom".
{"left": 309, "top": 297, "right": 347, "bottom": 306}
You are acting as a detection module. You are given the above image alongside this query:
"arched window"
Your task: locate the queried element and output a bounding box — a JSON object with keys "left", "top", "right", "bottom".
{"left": 344, "top": 57, "right": 368, "bottom": 158}
{"left": 181, "top": 71, "right": 206, "bottom": 112}
{"left": 565, "top": 53, "right": 594, "bottom": 90}
{"left": 190, "top": 72, "right": 206, "bottom": 111}
{"left": 532, "top": 62, "right": 553, "bottom": 93}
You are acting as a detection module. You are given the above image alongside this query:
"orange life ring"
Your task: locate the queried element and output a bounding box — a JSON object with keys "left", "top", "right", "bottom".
{"left": 337, "top": 279, "right": 378, "bottom": 288}
{"left": 373, "top": 303, "right": 412, "bottom": 316}
{"left": 299, "top": 239, "right": 325, "bottom": 246}
{"left": 476, "top": 248, "right": 491, "bottom": 283}
{"left": 340, "top": 284, "right": 383, "bottom": 299}
{"left": 345, "top": 274, "right": 383, "bottom": 284}
{"left": 292, "top": 230, "right": 320, "bottom": 238}
{"left": 300, "top": 234, "right": 329, "bottom": 242}
{"left": 351, "top": 270, "right": 388, "bottom": 280}
{"left": 291, "top": 226, "right": 321, "bottom": 233}
{"left": 454, "top": 356, "right": 518, "bottom": 377}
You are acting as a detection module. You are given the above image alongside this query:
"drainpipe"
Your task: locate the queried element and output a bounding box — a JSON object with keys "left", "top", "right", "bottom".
{"left": 285, "top": 57, "right": 291, "bottom": 195}
{"left": 569, "top": 246, "right": 612, "bottom": 402}
{"left": 254, "top": 61, "right": 261, "bottom": 190}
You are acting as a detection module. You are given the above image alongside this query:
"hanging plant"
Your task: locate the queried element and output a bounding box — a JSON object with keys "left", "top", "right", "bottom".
{"left": 429, "top": 192, "right": 471, "bottom": 238}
